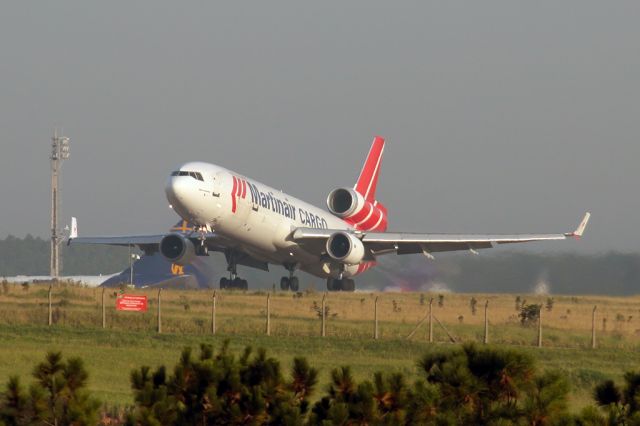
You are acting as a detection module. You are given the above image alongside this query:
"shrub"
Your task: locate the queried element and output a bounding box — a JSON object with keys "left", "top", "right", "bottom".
{"left": 520, "top": 303, "right": 541, "bottom": 326}
{"left": 469, "top": 297, "right": 477, "bottom": 315}
{"left": 545, "top": 297, "right": 554, "bottom": 312}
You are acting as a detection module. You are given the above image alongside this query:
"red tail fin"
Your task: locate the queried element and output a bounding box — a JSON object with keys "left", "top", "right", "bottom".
{"left": 354, "top": 136, "right": 385, "bottom": 202}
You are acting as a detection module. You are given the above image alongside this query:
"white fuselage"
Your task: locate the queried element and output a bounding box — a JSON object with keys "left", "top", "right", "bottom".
{"left": 165, "top": 162, "right": 362, "bottom": 279}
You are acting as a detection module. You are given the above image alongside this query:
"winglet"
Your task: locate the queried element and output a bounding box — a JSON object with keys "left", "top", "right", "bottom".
{"left": 566, "top": 212, "right": 590, "bottom": 238}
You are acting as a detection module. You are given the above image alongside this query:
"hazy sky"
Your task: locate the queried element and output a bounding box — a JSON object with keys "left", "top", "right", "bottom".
{"left": 1, "top": 2, "right": 638, "bottom": 253}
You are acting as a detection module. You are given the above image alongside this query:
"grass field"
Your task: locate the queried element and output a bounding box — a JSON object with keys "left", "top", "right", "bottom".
{"left": 0, "top": 281, "right": 639, "bottom": 411}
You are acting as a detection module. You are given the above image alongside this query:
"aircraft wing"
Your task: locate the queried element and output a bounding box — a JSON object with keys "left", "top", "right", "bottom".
{"left": 69, "top": 235, "right": 165, "bottom": 247}
{"left": 67, "top": 219, "right": 269, "bottom": 271}
{"left": 292, "top": 212, "right": 590, "bottom": 258}
{"left": 67, "top": 218, "right": 212, "bottom": 252}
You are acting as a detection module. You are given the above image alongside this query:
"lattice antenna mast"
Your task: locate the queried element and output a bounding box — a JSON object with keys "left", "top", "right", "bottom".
{"left": 50, "top": 130, "right": 70, "bottom": 278}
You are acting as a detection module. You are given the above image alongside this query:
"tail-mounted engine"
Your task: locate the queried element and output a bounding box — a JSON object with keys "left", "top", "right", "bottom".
{"left": 326, "top": 231, "right": 366, "bottom": 265}
{"left": 160, "top": 234, "right": 196, "bottom": 266}
{"left": 326, "top": 188, "right": 387, "bottom": 231}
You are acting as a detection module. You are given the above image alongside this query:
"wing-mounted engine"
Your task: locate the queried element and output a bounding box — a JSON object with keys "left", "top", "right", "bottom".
{"left": 160, "top": 234, "right": 196, "bottom": 266}
{"left": 326, "top": 188, "right": 387, "bottom": 231}
{"left": 326, "top": 231, "right": 366, "bottom": 265}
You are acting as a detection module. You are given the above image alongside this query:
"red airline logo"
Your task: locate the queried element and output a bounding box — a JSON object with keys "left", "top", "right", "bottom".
{"left": 231, "top": 176, "right": 248, "bottom": 213}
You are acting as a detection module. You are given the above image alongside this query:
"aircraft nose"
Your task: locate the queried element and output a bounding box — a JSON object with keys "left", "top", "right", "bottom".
{"left": 165, "top": 175, "right": 194, "bottom": 206}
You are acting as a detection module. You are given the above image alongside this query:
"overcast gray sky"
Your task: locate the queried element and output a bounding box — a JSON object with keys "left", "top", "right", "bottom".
{"left": 1, "top": 2, "right": 638, "bottom": 253}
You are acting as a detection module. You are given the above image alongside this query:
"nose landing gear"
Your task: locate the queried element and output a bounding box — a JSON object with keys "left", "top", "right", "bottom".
{"left": 195, "top": 225, "right": 210, "bottom": 256}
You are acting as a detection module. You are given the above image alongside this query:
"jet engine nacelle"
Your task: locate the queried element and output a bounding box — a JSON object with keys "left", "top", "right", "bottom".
{"left": 326, "top": 231, "right": 366, "bottom": 265}
{"left": 160, "top": 234, "right": 196, "bottom": 266}
{"left": 326, "top": 188, "right": 388, "bottom": 231}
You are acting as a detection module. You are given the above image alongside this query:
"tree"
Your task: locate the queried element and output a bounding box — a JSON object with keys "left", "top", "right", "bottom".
{"left": 522, "top": 371, "right": 570, "bottom": 425}
{"left": 290, "top": 357, "right": 318, "bottom": 414}
{"left": 591, "top": 371, "right": 640, "bottom": 424}
{"left": 0, "top": 377, "right": 31, "bottom": 426}
{"left": 0, "top": 352, "right": 99, "bottom": 426}
{"left": 416, "top": 343, "right": 570, "bottom": 425}
{"left": 129, "top": 342, "right": 315, "bottom": 425}
{"left": 594, "top": 380, "right": 622, "bottom": 406}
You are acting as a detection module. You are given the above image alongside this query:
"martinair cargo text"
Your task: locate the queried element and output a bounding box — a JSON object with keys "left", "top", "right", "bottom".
{"left": 69, "top": 137, "right": 590, "bottom": 291}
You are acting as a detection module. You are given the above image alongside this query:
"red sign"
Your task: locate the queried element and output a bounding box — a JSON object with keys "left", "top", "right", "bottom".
{"left": 116, "top": 295, "right": 148, "bottom": 312}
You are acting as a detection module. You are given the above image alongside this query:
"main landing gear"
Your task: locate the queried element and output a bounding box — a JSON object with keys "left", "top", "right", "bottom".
{"left": 280, "top": 264, "right": 299, "bottom": 292}
{"left": 220, "top": 250, "right": 248, "bottom": 290}
{"left": 327, "top": 278, "right": 355, "bottom": 292}
{"left": 220, "top": 276, "right": 248, "bottom": 290}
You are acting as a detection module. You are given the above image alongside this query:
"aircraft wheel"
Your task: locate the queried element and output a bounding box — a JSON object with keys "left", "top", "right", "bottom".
{"left": 344, "top": 279, "right": 355, "bottom": 292}
{"left": 220, "top": 277, "right": 229, "bottom": 289}
{"left": 240, "top": 279, "right": 248, "bottom": 290}
{"left": 232, "top": 277, "right": 246, "bottom": 290}
{"left": 280, "top": 277, "right": 290, "bottom": 291}
{"left": 327, "top": 278, "right": 340, "bottom": 291}
{"left": 289, "top": 277, "right": 299, "bottom": 292}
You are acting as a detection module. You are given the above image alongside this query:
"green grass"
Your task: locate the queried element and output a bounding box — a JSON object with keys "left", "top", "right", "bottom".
{"left": 1, "top": 284, "right": 639, "bottom": 411}
{"left": 0, "top": 323, "right": 639, "bottom": 411}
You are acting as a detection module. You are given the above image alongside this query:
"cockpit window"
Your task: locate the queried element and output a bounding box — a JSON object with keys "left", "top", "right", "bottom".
{"left": 171, "top": 171, "right": 204, "bottom": 181}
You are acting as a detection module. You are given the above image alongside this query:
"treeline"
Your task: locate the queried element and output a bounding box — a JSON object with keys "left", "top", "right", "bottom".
{"left": 353, "top": 252, "right": 640, "bottom": 295}
{"left": 432, "top": 252, "right": 640, "bottom": 295}
{"left": 1, "top": 343, "right": 638, "bottom": 425}
{"left": 0, "top": 235, "right": 130, "bottom": 276}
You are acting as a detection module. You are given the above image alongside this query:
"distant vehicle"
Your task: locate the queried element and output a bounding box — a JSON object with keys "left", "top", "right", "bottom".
{"left": 69, "top": 136, "right": 590, "bottom": 292}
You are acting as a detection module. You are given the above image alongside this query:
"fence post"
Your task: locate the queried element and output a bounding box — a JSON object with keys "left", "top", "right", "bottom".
{"left": 374, "top": 296, "right": 379, "bottom": 340}
{"left": 321, "top": 293, "right": 326, "bottom": 337}
{"left": 48, "top": 285, "right": 53, "bottom": 326}
{"left": 483, "top": 300, "right": 489, "bottom": 344}
{"left": 537, "top": 304, "right": 543, "bottom": 348}
{"left": 266, "top": 293, "right": 271, "bottom": 336}
{"left": 591, "top": 305, "right": 597, "bottom": 349}
{"left": 211, "top": 291, "right": 217, "bottom": 335}
{"left": 157, "top": 288, "right": 162, "bottom": 334}
{"left": 102, "top": 287, "right": 106, "bottom": 329}
{"left": 428, "top": 298, "right": 433, "bottom": 343}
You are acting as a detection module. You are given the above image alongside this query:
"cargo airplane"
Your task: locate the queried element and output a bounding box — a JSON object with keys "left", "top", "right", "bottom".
{"left": 69, "top": 137, "right": 590, "bottom": 291}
